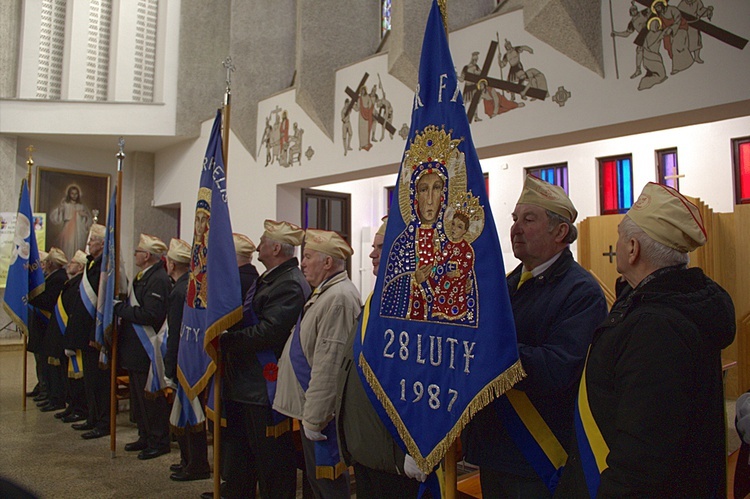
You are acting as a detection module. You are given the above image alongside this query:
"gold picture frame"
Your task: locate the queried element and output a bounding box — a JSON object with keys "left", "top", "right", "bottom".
{"left": 35, "top": 166, "right": 111, "bottom": 257}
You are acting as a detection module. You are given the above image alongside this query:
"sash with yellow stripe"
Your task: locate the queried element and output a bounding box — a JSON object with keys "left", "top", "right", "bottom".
{"left": 54, "top": 293, "right": 69, "bottom": 336}
{"left": 67, "top": 349, "right": 84, "bottom": 379}
{"left": 495, "top": 388, "right": 567, "bottom": 492}
{"left": 574, "top": 351, "right": 609, "bottom": 498}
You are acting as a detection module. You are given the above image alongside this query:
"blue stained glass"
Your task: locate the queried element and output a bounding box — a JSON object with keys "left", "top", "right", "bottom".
{"left": 382, "top": 0, "right": 392, "bottom": 38}
{"left": 619, "top": 158, "right": 633, "bottom": 210}
{"left": 663, "top": 152, "right": 678, "bottom": 189}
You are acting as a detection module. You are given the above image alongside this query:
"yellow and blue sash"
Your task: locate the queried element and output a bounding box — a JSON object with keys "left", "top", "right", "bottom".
{"left": 496, "top": 388, "right": 567, "bottom": 492}
{"left": 67, "top": 349, "right": 84, "bottom": 379}
{"left": 574, "top": 352, "right": 610, "bottom": 498}
{"left": 289, "top": 310, "right": 347, "bottom": 480}
{"left": 54, "top": 294, "right": 69, "bottom": 335}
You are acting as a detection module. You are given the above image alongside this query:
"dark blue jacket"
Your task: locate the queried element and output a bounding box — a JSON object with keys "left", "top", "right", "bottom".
{"left": 464, "top": 247, "right": 607, "bottom": 477}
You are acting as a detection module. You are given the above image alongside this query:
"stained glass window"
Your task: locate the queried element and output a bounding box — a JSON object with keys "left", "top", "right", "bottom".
{"left": 656, "top": 148, "right": 679, "bottom": 190}
{"left": 599, "top": 155, "right": 633, "bottom": 215}
{"left": 526, "top": 163, "right": 569, "bottom": 194}
{"left": 733, "top": 137, "right": 750, "bottom": 204}
{"left": 382, "top": 0, "right": 392, "bottom": 39}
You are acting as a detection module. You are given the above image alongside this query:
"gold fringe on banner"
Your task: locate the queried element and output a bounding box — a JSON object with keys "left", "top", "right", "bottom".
{"left": 359, "top": 354, "right": 526, "bottom": 473}
{"left": 265, "top": 418, "right": 291, "bottom": 438}
{"left": 315, "top": 461, "right": 348, "bottom": 480}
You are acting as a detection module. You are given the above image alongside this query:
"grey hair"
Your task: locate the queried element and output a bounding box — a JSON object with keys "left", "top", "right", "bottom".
{"left": 546, "top": 210, "right": 578, "bottom": 244}
{"left": 620, "top": 216, "right": 689, "bottom": 267}
{"left": 279, "top": 242, "right": 296, "bottom": 258}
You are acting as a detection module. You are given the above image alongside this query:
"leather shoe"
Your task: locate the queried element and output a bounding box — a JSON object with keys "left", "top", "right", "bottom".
{"left": 82, "top": 428, "right": 109, "bottom": 440}
{"left": 40, "top": 403, "right": 66, "bottom": 412}
{"left": 62, "top": 413, "right": 86, "bottom": 423}
{"left": 26, "top": 385, "right": 40, "bottom": 397}
{"left": 124, "top": 440, "right": 148, "bottom": 452}
{"left": 72, "top": 422, "right": 95, "bottom": 431}
{"left": 169, "top": 463, "right": 183, "bottom": 473}
{"left": 200, "top": 491, "right": 226, "bottom": 499}
{"left": 137, "top": 447, "right": 170, "bottom": 460}
{"left": 54, "top": 408, "right": 73, "bottom": 419}
{"left": 36, "top": 400, "right": 50, "bottom": 408}
{"left": 169, "top": 470, "right": 210, "bottom": 482}
{"left": 33, "top": 393, "right": 48, "bottom": 402}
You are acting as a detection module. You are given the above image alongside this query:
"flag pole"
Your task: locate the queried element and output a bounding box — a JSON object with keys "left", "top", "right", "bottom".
{"left": 110, "top": 138, "right": 125, "bottom": 458}
{"left": 213, "top": 56, "right": 234, "bottom": 499}
{"left": 435, "top": 3, "right": 459, "bottom": 496}
{"left": 22, "top": 145, "right": 35, "bottom": 411}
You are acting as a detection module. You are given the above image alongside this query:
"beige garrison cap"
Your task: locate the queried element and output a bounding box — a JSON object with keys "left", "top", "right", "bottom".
{"left": 138, "top": 234, "right": 168, "bottom": 255}
{"left": 262, "top": 220, "right": 304, "bottom": 246}
{"left": 233, "top": 233, "right": 257, "bottom": 258}
{"left": 304, "top": 229, "right": 353, "bottom": 260}
{"left": 627, "top": 182, "right": 707, "bottom": 253}
{"left": 72, "top": 250, "right": 88, "bottom": 266}
{"left": 375, "top": 216, "right": 388, "bottom": 237}
{"left": 89, "top": 223, "right": 106, "bottom": 240}
{"left": 167, "top": 238, "right": 191, "bottom": 264}
{"left": 39, "top": 250, "right": 49, "bottom": 262}
{"left": 517, "top": 175, "right": 578, "bottom": 222}
{"left": 47, "top": 247, "right": 68, "bottom": 266}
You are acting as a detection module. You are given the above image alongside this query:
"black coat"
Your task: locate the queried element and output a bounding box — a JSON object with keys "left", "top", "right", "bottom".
{"left": 221, "top": 257, "right": 310, "bottom": 405}
{"left": 556, "top": 266, "right": 736, "bottom": 498}
{"left": 27, "top": 267, "right": 67, "bottom": 353}
{"left": 81, "top": 255, "right": 102, "bottom": 344}
{"left": 115, "top": 263, "right": 171, "bottom": 372}
{"left": 45, "top": 273, "right": 84, "bottom": 357}
{"left": 164, "top": 272, "right": 188, "bottom": 380}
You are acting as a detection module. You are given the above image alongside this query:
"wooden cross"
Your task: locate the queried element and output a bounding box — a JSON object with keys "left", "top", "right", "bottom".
{"left": 633, "top": 0, "right": 747, "bottom": 50}
{"left": 462, "top": 41, "right": 548, "bottom": 122}
{"left": 344, "top": 73, "right": 370, "bottom": 119}
{"left": 602, "top": 245, "right": 617, "bottom": 263}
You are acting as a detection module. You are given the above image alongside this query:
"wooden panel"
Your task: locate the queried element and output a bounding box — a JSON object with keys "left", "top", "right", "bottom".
{"left": 577, "top": 214, "right": 623, "bottom": 306}
{"left": 735, "top": 205, "right": 750, "bottom": 395}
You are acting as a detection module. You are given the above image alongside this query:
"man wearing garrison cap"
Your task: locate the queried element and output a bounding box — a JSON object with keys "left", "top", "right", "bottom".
{"left": 74, "top": 223, "right": 112, "bottom": 439}
{"left": 29, "top": 247, "right": 69, "bottom": 412}
{"left": 556, "top": 183, "right": 736, "bottom": 497}
{"left": 115, "top": 233, "right": 172, "bottom": 460}
{"left": 464, "top": 175, "right": 607, "bottom": 496}
{"left": 219, "top": 220, "right": 310, "bottom": 499}
{"left": 274, "top": 229, "right": 361, "bottom": 498}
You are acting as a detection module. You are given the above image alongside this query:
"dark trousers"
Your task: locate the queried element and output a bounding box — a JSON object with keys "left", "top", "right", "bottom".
{"left": 47, "top": 356, "right": 67, "bottom": 407}
{"left": 68, "top": 376, "right": 87, "bottom": 416}
{"left": 127, "top": 369, "right": 170, "bottom": 450}
{"left": 82, "top": 348, "right": 111, "bottom": 431}
{"left": 176, "top": 426, "right": 210, "bottom": 475}
{"left": 353, "top": 462, "right": 421, "bottom": 499}
{"left": 480, "top": 468, "right": 551, "bottom": 499}
{"left": 34, "top": 353, "right": 48, "bottom": 393}
{"left": 300, "top": 428, "right": 350, "bottom": 499}
{"left": 223, "top": 399, "right": 296, "bottom": 499}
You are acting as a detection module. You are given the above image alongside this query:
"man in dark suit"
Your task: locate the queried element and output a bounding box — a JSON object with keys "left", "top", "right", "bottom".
{"left": 72, "top": 224, "right": 112, "bottom": 439}
{"left": 115, "top": 233, "right": 171, "bottom": 460}
{"left": 164, "top": 238, "right": 211, "bottom": 481}
{"left": 32, "top": 247, "right": 69, "bottom": 413}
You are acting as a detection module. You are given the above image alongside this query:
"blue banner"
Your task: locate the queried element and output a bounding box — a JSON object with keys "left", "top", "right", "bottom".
{"left": 354, "top": 0, "right": 524, "bottom": 480}
{"left": 95, "top": 186, "right": 117, "bottom": 365}
{"left": 2, "top": 179, "right": 45, "bottom": 333}
{"left": 173, "top": 110, "right": 242, "bottom": 429}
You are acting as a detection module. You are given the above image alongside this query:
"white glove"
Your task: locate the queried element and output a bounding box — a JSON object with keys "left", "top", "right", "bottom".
{"left": 303, "top": 426, "right": 327, "bottom": 442}
{"left": 64, "top": 349, "right": 75, "bottom": 357}
{"left": 164, "top": 376, "right": 177, "bottom": 389}
{"left": 403, "top": 454, "right": 427, "bottom": 482}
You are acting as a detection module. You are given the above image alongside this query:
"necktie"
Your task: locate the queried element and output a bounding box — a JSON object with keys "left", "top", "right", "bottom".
{"left": 517, "top": 271, "right": 533, "bottom": 289}
{"left": 135, "top": 271, "right": 144, "bottom": 282}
